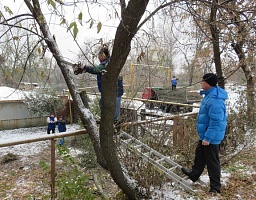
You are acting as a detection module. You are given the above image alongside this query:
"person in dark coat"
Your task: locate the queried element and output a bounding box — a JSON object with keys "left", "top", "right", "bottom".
{"left": 57, "top": 116, "right": 66, "bottom": 146}
{"left": 57, "top": 116, "right": 66, "bottom": 132}
{"left": 47, "top": 113, "right": 57, "bottom": 134}
{"left": 75, "top": 45, "right": 124, "bottom": 123}
{"left": 181, "top": 73, "right": 228, "bottom": 194}
{"left": 114, "top": 76, "right": 124, "bottom": 123}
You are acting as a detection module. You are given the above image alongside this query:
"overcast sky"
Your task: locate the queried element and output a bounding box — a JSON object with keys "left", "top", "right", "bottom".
{"left": 1, "top": 1, "right": 120, "bottom": 61}
{"left": 1, "top": 1, "right": 197, "bottom": 75}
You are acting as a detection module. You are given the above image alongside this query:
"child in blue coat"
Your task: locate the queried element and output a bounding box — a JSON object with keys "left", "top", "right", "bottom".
{"left": 57, "top": 116, "right": 66, "bottom": 146}
{"left": 47, "top": 114, "right": 57, "bottom": 134}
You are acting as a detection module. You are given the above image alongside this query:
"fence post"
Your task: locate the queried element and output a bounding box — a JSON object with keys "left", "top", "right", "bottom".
{"left": 51, "top": 139, "right": 56, "bottom": 199}
{"left": 140, "top": 109, "right": 146, "bottom": 137}
{"left": 172, "top": 117, "right": 189, "bottom": 150}
{"left": 120, "top": 107, "right": 138, "bottom": 136}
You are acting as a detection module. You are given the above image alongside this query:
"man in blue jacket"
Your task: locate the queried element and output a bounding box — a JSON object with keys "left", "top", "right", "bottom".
{"left": 181, "top": 73, "right": 228, "bottom": 194}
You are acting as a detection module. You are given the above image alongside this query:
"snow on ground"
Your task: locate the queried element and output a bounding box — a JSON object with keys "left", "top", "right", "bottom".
{"left": 0, "top": 85, "right": 246, "bottom": 199}
{"left": 0, "top": 124, "right": 81, "bottom": 159}
{"left": 0, "top": 124, "right": 232, "bottom": 199}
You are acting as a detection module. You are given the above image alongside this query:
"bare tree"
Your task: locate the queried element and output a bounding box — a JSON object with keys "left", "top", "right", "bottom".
{"left": 8, "top": 0, "right": 174, "bottom": 198}
{"left": 224, "top": 0, "right": 256, "bottom": 123}
{"left": 186, "top": 0, "right": 256, "bottom": 123}
{"left": 3, "top": 0, "right": 255, "bottom": 198}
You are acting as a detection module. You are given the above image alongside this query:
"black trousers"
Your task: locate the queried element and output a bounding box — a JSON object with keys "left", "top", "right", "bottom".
{"left": 47, "top": 128, "right": 55, "bottom": 134}
{"left": 190, "top": 140, "right": 221, "bottom": 192}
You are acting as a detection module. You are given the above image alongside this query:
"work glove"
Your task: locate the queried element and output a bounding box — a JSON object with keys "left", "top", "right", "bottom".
{"left": 74, "top": 66, "right": 84, "bottom": 75}
{"left": 73, "top": 62, "right": 84, "bottom": 75}
{"left": 101, "top": 69, "right": 107, "bottom": 75}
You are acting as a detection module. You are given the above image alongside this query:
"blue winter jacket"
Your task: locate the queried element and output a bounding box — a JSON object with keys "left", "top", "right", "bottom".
{"left": 171, "top": 78, "right": 177, "bottom": 86}
{"left": 197, "top": 86, "right": 228, "bottom": 144}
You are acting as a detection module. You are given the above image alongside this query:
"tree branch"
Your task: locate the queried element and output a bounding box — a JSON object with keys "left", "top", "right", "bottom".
{"left": 137, "top": 1, "right": 178, "bottom": 31}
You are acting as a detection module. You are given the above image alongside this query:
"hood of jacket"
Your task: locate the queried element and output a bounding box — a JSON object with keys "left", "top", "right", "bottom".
{"left": 200, "top": 86, "right": 228, "bottom": 100}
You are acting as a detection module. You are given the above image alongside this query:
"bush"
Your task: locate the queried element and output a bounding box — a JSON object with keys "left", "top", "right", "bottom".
{"left": 55, "top": 146, "right": 97, "bottom": 199}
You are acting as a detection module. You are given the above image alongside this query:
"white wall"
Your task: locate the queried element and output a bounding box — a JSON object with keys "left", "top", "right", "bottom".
{"left": 0, "top": 101, "right": 47, "bottom": 130}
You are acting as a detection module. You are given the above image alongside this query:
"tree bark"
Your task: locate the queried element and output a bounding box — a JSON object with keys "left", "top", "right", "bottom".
{"left": 24, "top": 0, "right": 107, "bottom": 169}
{"left": 232, "top": 42, "right": 255, "bottom": 124}
{"left": 230, "top": 2, "right": 255, "bottom": 124}
{"left": 24, "top": 0, "right": 151, "bottom": 198}
{"left": 100, "top": 1, "right": 150, "bottom": 198}
{"left": 209, "top": 0, "right": 225, "bottom": 89}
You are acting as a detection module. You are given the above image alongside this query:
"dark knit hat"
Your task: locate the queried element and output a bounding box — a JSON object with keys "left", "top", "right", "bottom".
{"left": 202, "top": 73, "right": 218, "bottom": 86}
{"left": 99, "top": 44, "right": 110, "bottom": 58}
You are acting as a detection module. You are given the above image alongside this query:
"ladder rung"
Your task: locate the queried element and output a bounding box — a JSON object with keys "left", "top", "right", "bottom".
{"left": 134, "top": 144, "right": 142, "bottom": 149}
{"left": 167, "top": 166, "right": 178, "bottom": 171}
{"left": 120, "top": 131, "right": 196, "bottom": 193}
{"left": 123, "top": 138, "right": 132, "bottom": 143}
{"left": 155, "top": 158, "right": 165, "bottom": 163}
{"left": 143, "top": 151, "right": 152, "bottom": 156}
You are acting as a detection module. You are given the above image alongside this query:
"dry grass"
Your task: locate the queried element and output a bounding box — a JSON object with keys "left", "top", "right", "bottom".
{"left": 0, "top": 142, "right": 255, "bottom": 199}
{"left": 0, "top": 144, "right": 119, "bottom": 200}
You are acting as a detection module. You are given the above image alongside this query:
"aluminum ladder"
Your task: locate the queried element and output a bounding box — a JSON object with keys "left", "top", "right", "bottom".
{"left": 119, "top": 131, "right": 205, "bottom": 193}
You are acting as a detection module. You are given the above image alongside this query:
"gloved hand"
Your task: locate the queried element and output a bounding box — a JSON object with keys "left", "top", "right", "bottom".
{"left": 74, "top": 66, "right": 84, "bottom": 75}
{"left": 101, "top": 69, "right": 107, "bottom": 75}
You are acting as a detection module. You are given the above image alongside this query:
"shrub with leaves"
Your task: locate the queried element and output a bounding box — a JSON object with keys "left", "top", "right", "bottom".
{"left": 55, "top": 146, "right": 97, "bottom": 199}
{"left": 89, "top": 97, "right": 101, "bottom": 121}
{"left": 23, "top": 87, "right": 64, "bottom": 116}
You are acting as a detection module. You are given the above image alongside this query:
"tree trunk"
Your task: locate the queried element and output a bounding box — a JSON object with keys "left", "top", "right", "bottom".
{"left": 24, "top": 0, "right": 107, "bottom": 169}
{"left": 230, "top": 7, "right": 255, "bottom": 124}
{"left": 24, "top": 0, "right": 151, "bottom": 198}
{"left": 210, "top": 0, "right": 225, "bottom": 89}
{"left": 246, "top": 77, "right": 255, "bottom": 125}
{"left": 100, "top": 1, "right": 150, "bottom": 198}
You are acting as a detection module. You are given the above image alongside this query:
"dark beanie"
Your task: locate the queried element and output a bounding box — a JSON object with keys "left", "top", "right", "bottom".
{"left": 202, "top": 73, "right": 218, "bottom": 86}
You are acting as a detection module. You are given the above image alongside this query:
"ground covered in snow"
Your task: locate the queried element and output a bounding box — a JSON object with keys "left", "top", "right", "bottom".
{"left": 0, "top": 125, "right": 255, "bottom": 199}
{"left": 0, "top": 124, "right": 121, "bottom": 199}
{"left": 0, "top": 85, "right": 255, "bottom": 199}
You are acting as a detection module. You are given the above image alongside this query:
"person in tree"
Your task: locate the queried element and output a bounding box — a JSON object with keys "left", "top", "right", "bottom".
{"left": 171, "top": 75, "right": 178, "bottom": 90}
{"left": 47, "top": 113, "right": 57, "bottom": 134}
{"left": 181, "top": 73, "right": 228, "bottom": 194}
{"left": 57, "top": 116, "right": 66, "bottom": 146}
{"left": 114, "top": 75, "right": 124, "bottom": 123}
{"left": 75, "top": 45, "right": 124, "bottom": 123}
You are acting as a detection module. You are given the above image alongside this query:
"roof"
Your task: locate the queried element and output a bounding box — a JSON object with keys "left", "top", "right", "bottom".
{"left": 0, "top": 86, "right": 25, "bottom": 101}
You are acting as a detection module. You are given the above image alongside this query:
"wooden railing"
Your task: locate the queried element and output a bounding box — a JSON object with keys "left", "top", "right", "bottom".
{"left": 0, "top": 129, "right": 87, "bottom": 199}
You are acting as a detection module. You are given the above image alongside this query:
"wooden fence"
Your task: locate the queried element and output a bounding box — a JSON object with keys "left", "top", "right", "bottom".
{"left": 0, "top": 130, "right": 87, "bottom": 200}
{"left": 120, "top": 108, "right": 198, "bottom": 147}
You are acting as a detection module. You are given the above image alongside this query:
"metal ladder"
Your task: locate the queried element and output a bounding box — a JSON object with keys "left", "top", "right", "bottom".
{"left": 119, "top": 131, "right": 204, "bottom": 193}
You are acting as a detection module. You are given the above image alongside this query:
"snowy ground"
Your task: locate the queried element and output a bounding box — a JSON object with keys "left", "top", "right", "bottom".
{"left": 0, "top": 124, "right": 232, "bottom": 200}
{"left": 0, "top": 124, "right": 81, "bottom": 158}
{"left": 0, "top": 85, "right": 253, "bottom": 199}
